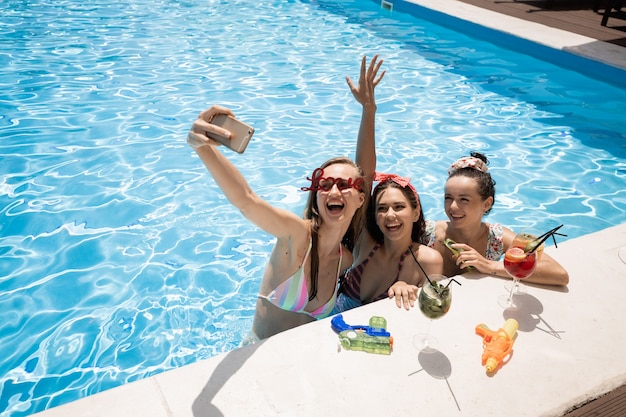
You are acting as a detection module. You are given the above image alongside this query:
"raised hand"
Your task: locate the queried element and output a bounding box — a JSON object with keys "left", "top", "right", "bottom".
{"left": 346, "top": 55, "right": 386, "bottom": 109}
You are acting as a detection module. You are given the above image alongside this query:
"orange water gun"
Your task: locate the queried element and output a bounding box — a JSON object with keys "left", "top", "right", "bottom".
{"left": 475, "top": 318, "right": 518, "bottom": 373}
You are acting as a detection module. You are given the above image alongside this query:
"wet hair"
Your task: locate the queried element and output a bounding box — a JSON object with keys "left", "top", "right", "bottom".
{"left": 448, "top": 151, "right": 496, "bottom": 214}
{"left": 365, "top": 179, "right": 425, "bottom": 244}
{"left": 302, "top": 157, "right": 367, "bottom": 301}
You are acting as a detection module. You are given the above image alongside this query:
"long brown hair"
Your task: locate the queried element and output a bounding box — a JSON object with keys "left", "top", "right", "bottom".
{"left": 302, "top": 157, "right": 367, "bottom": 301}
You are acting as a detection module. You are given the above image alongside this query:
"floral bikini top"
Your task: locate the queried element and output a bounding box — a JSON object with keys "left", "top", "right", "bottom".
{"left": 258, "top": 240, "right": 341, "bottom": 319}
{"left": 422, "top": 220, "right": 505, "bottom": 260}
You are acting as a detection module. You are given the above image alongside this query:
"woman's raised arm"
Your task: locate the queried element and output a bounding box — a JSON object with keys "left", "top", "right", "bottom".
{"left": 347, "top": 55, "right": 385, "bottom": 186}
{"left": 188, "top": 105, "right": 304, "bottom": 239}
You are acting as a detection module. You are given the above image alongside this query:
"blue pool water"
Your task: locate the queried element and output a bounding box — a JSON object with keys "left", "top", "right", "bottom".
{"left": 1, "top": 0, "right": 625, "bottom": 415}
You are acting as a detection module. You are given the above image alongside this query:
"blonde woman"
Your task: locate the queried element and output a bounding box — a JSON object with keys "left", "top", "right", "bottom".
{"left": 186, "top": 57, "right": 381, "bottom": 340}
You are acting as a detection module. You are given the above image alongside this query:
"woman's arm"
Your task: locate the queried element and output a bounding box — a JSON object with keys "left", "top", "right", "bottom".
{"left": 346, "top": 55, "right": 385, "bottom": 257}
{"left": 348, "top": 55, "right": 385, "bottom": 185}
{"left": 500, "top": 226, "right": 569, "bottom": 286}
{"left": 453, "top": 226, "right": 569, "bottom": 286}
{"left": 188, "top": 105, "right": 305, "bottom": 239}
{"left": 529, "top": 252, "right": 570, "bottom": 286}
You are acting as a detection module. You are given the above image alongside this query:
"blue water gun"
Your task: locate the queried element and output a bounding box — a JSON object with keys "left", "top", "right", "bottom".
{"left": 331, "top": 314, "right": 393, "bottom": 355}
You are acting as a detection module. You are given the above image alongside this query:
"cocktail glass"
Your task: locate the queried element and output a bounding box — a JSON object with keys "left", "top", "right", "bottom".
{"left": 412, "top": 274, "right": 452, "bottom": 352}
{"left": 498, "top": 246, "right": 537, "bottom": 309}
{"left": 506, "top": 230, "right": 543, "bottom": 294}
{"left": 512, "top": 230, "right": 544, "bottom": 260}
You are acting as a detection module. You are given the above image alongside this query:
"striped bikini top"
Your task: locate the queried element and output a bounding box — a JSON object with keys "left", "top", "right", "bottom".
{"left": 258, "top": 240, "right": 342, "bottom": 320}
{"left": 340, "top": 244, "right": 411, "bottom": 304}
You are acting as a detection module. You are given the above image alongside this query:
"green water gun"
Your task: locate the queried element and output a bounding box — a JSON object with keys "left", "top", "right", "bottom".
{"left": 331, "top": 315, "right": 393, "bottom": 355}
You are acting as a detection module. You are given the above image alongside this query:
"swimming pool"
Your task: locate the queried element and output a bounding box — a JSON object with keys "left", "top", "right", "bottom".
{"left": 1, "top": 0, "right": 625, "bottom": 415}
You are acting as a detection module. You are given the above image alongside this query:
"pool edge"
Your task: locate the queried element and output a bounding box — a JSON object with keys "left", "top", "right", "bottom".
{"left": 399, "top": 0, "right": 626, "bottom": 84}
{"left": 29, "top": 222, "right": 626, "bottom": 417}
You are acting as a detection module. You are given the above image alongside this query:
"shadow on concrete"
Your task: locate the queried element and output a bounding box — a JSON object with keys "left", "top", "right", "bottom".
{"left": 408, "top": 348, "right": 462, "bottom": 410}
{"left": 191, "top": 340, "right": 266, "bottom": 417}
{"left": 503, "top": 293, "right": 566, "bottom": 338}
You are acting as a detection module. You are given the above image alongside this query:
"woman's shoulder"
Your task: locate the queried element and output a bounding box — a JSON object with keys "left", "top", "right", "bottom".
{"left": 414, "top": 243, "right": 444, "bottom": 276}
{"left": 418, "top": 243, "right": 444, "bottom": 261}
{"left": 421, "top": 220, "right": 447, "bottom": 247}
{"left": 273, "top": 219, "right": 313, "bottom": 257}
{"left": 426, "top": 219, "right": 450, "bottom": 235}
{"left": 483, "top": 222, "right": 512, "bottom": 260}
{"left": 484, "top": 222, "right": 515, "bottom": 239}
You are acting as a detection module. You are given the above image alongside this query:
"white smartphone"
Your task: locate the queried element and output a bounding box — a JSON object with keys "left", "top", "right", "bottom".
{"left": 208, "top": 114, "right": 255, "bottom": 154}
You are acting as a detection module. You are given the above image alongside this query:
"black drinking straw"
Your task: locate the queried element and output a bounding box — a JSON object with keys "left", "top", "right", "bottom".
{"left": 527, "top": 224, "right": 567, "bottom": 254}
{"left": 445, "top": 277, "right": 462, "bottom": 289}
{"left": 409, "top": 245, "right": 437, "bottom": 292}
{"left": 409, "top": 246, "right": 461, "bottom": 294}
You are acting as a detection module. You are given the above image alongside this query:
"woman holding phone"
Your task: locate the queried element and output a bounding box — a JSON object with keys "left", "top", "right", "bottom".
{"left": 186, "top": 57, "right": 384, "bottom": 342}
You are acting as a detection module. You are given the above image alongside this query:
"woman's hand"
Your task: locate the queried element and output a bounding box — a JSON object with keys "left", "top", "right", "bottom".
{"left": 187, "top": 105, "right": 235, "bottom": 149}
{"left": 346, "top": 55, "right": 386, "bottom": 110}
{"left": 388, "top": 281, "right": 419, "bottom": 310}
{"left": 452, "top": 242, "right": 493, "bottom": 273}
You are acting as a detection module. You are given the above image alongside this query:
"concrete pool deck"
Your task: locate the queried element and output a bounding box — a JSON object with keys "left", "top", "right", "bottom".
{"left": 31, "top": 1, "right": 626, "bottom": 416}
{"left": 33, "top": 223, "right": 626, "bottom": 416}
{"left": 408, "top": 0, "right": 626, "bottom": 71}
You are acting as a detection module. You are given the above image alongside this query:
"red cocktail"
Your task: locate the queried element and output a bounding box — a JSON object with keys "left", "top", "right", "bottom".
{"left": 499, "top": 246, "right": 537, "bottom": 309}
{"left": 504, "top": 247, "right": 537, "bottom": 279}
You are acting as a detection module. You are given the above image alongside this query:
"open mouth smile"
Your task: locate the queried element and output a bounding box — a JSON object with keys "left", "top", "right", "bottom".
{"left": 326, "top": 200, "right": 345, "bottom": 214}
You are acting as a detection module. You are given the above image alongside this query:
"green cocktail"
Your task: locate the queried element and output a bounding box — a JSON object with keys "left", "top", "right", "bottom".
{"left": 418, "top": 280, "right": 452, "bottom": 320}
{"left": 413, "top": 274, "right": 454, "bottom": 351}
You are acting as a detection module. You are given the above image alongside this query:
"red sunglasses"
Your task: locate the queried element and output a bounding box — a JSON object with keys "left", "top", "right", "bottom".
{"left": 300, "top": 168, "right": 364, "bottom": 192}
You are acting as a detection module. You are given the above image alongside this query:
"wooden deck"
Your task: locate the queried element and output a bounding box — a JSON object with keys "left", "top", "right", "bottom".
{"left": 456, "top": 0, "right": 626, "bottom": 46}
{"left": 563, "top": 384, "right": 626, "bottom": 416}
